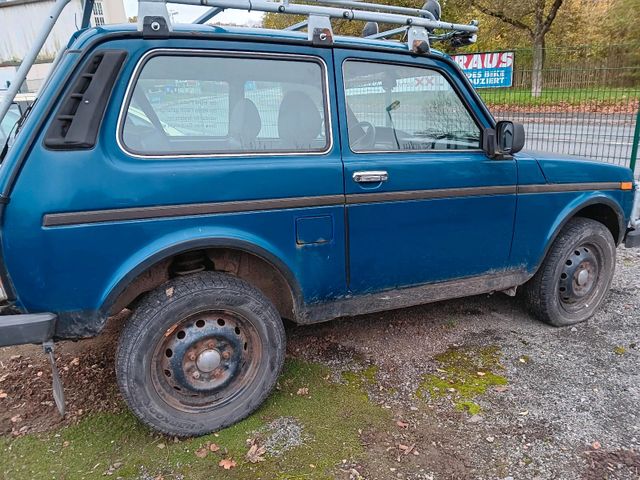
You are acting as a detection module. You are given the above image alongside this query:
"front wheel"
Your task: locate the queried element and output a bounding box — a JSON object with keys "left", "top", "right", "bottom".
{"left": 523, "top": 217, "right": 616, "bottom": 327}
{"left": 116, "top": 271, "right": 285, "bottom": 437}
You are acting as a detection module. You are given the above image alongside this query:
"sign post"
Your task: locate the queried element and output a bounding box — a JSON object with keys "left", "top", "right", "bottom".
{"left": 452, "top": 51, "right": 514, "bottom": 89}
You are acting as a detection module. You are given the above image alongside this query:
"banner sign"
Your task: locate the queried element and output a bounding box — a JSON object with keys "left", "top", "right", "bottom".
{"left": 452, "top": 51, "right": 514, "bottom": 89}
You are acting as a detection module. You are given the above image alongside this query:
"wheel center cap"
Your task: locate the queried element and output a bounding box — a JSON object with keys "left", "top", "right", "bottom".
{"left": 576, "top": 268, "right": 590, "bottom": 286}
{"left": 196, "top": 349, "right": 221, "bottom": 373}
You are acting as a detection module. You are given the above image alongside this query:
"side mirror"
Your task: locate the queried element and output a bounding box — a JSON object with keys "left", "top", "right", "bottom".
{"left": 483, "top": 121, "right": 525, "bottom": 159}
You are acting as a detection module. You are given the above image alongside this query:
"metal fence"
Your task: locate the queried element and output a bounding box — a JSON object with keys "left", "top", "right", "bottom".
{"left": 472, "top": 44, "right": 640, "bottom": 175}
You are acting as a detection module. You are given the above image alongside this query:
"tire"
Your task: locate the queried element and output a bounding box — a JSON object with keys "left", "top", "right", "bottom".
{"left": 115, "top": 271, "right": 286, "bottom": 437}
{"left": 523, "top": 217, "right": 616, "bottom": 327}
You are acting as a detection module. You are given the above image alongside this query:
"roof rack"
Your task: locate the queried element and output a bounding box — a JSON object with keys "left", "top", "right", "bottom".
{"left": 0, "top": 0, "right": 477, "bottom": 126}
{"left": 137, "top": 0, "right": 478, "bottom": 50}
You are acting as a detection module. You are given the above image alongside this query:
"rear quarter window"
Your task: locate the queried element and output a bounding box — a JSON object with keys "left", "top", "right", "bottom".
{"left": 119, "top": 51, "right": 330, "bottom": 157}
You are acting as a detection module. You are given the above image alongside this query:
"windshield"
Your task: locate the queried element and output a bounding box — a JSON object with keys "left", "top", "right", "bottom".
{"left": 0, "top": 104, "right": 21, "bottom": 147}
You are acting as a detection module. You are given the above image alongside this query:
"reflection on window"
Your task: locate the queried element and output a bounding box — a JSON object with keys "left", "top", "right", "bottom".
{"left": 0, "top": 104, "right": 20, "bottom": 147}
{"left": 343, "top": 61, "right": 481, "bottom": 152}
{"left": 121, "top": 55, "right": 329, "bottom": 156}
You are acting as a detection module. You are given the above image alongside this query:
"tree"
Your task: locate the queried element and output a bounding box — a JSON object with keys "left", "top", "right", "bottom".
{"left": 467, "top": 0, "right": 566, "bottom": 96}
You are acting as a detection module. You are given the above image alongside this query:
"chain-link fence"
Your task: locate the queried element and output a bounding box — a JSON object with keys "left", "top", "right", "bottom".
{"left": 472, "top": 44, "right": 640, "bottom": 175}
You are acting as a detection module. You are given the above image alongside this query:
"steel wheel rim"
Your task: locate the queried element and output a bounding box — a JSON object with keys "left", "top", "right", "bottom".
{"left": 151, "top": 310, "right": 262, "bottom": 413}
{"left": 557, "top": 242, "right": 603, "bottom": 314}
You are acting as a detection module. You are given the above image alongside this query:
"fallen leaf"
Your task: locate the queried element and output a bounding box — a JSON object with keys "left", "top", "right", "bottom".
{"left": 0, "top": 391, "right": 7, "bottom": 399}
{"left": 398, "top": 444, "right": 410, "bottom": 451}
{"left": 70, "top": 357, "right": 80, "bottom": 367}
{"left": 476, "top": 371, "right": 486, "bottom": 376}
{"left": 10, "top": 415, "right": 21, "bottom": 423}
{"left": 166, "top": 287, "right": 174, "bottom": 298}
{"left": 157, "top": 443, "right": 165, "bottom": 449}
{"left": 519, "top": 410, "right": 529, "bottom": 416}
{"left": 396, "top": 420, "right": 408, "bottom": 429}
{"left": 592, "top": 441, "right": 601, "bottom": 450}
{"left": 195, "top": 447, "right": 208, "bottom": 458}
{"left": 219, "top": 458, "right": 237, "bottom": 470}
{"left": 62, "top": 441, "right": 70, "bottom": 448}
{"left": 246, "top": 443, "right": 266, "bottom": 463}
{"left": 297, "top": 387, "right": 309, "bottom": 396}
{"left": 209, "top": 443, "right": 220, "bottom": 452}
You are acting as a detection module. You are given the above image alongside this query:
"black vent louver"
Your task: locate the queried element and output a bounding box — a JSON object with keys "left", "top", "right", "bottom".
{"left": 44, "top": 50, "right": 127, "bottom": 150}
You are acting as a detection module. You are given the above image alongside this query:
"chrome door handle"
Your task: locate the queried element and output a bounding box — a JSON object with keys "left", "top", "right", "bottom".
{"left": 353, "top": 171, "right": 389, "bottom": 183}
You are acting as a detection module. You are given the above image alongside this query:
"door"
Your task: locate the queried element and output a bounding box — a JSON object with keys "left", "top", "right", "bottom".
{"left": 334, "top": 50, "right": 517, "bottom": 294}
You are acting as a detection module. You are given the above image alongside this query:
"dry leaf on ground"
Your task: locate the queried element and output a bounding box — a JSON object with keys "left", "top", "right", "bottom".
{"left": 195, "top": 447, "right": 208, "bottom": 458}
{"left": 297, "top": 387, "right": 309, "bottom": 396}
{"left": 246, "top": 442, "right": 266, "bottom": 463}
{"left": 219, "top": 458, "right": 237, "bottom": 470}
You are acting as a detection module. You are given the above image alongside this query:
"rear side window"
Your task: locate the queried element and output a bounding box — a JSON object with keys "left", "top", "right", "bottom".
{"left": 343, "top": 60, "right": 481, "bottom": 152}
{"left": 120, "top": 52, "right": 330, "bottom": 156}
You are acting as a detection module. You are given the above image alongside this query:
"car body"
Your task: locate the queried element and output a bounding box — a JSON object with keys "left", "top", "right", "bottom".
{"left": 0, "top": 22, "right": 638, "bottom": 436}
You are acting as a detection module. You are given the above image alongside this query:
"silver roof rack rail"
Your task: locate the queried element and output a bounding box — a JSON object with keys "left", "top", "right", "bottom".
{"left": 135, "top": 0, "right": 478, "bottom": 50}
{"left": 0, "top": 0, "right": 478, "bottom": 126}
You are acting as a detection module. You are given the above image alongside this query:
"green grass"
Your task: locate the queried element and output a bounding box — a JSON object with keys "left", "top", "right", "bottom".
{"left": 480, "top": 87, "right": 640, "bottom": 107}
{"left": 0, "top": 359, "right": 390, "bottom": 480}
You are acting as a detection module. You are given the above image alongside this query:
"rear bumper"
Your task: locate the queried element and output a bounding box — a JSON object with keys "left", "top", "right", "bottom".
{"left": 0, "top": 313, "right": 56, "bottom": 347}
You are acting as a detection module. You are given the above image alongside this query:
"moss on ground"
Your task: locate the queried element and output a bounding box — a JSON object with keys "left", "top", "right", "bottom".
{"left": 0, "top": 359, "right": 389, "bottom": 480}
{"left": 417, "top": 346, "right": 508, "bottom": 414}
{"left": 341, "top": 364, "right": 378, "bottom": 388}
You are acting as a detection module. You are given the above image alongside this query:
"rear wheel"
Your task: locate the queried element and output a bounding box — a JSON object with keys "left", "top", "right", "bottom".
{"left": 523, "top": 217, "right": 616, "bottom": 327}
{"left": 116, "top": 271, "right": 285, "bottom": 437}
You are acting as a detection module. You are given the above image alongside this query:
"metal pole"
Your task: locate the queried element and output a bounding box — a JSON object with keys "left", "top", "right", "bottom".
{"left": 0, "top": 0, "right": 72, "bottom": 125}
{"left": 194, "top": 6, "right": 224, "bottom": 23}
{"left": 631, "top": 104, "right": 640, "bottom": 175}
{"left": 311, "top": 0, "right": 436, "bottom": 20}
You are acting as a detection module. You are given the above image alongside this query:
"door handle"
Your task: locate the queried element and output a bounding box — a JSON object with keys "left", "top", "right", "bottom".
{"left": 353, "top": 171, "right": 389, "bottom": 183}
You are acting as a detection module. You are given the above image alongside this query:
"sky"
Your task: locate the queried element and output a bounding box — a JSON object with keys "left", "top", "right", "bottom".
{"left": 123, "top": 0, "right": 264, "bottom": 25}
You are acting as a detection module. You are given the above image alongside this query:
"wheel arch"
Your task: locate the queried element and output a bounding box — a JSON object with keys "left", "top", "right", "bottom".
{"left": 100, "top": 235, "right": 303, "bottom": 324}
{"left": 531, "top": 194, "right": 625, "bottom": 276}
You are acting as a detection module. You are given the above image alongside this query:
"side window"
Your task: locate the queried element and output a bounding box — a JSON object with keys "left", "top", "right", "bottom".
{"left": 343, "top": 60, "right": 481, "bottom": 152}
{"left": 121, "top": 53, "right": 329, "bottom": 156}
{"left": 0, "top": 104, "right": 21, "bottom": 147}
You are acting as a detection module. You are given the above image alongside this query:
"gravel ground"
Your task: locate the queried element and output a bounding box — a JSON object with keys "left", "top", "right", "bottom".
{"left": 287, "top": 246, "right": 640, "bottom": 479}
{"left": 1, "top": 247, "right": 639, "bottom": 479}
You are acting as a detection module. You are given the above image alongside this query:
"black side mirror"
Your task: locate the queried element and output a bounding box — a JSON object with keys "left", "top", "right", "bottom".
{"left": 483, "top": 121, "right": 525, "bottom": 159}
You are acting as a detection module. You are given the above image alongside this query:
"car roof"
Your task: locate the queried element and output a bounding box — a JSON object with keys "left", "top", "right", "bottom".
{"left": 68, "top": 23, "right": 449, "bottom": 59}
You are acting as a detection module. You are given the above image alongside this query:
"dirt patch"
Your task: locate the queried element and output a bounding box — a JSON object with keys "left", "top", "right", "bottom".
{"left": 584, "top": 447, "right": 640, "bottom": 480}
{"left": 0, "top": 312, "right": 127, "bottom": 436}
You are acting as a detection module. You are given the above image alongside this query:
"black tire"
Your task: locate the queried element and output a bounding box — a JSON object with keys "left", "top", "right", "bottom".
{"left": 523, "top": 217, "right": 616, "bottom": 327}
{"left": 116, "top": 271, "right": 285, "bottom": 437}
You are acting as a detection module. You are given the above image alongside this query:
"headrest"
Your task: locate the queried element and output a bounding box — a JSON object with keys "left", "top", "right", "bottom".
{"left": 229, "top": 98, "right": 261, "bottom": 146}
{"left": 277, "top": 91, "right": 322, "bottom": 149}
